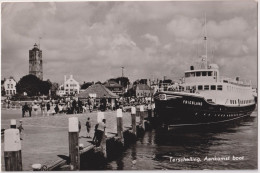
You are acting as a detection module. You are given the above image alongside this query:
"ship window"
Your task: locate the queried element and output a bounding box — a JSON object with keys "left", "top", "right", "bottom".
{"left": 190, "top": 72, "right": 195, "bottom": 77}
{"left": 211, "top": 85, "right": 216, "bottom": 90}
{"left": 217, "top": 85, "right": 222, "bottom": 90}
{"left": 185, "top": 73, "right": 190, "bottom": 77}
{"left": 198, "top": 85, "right": 203, "bottom": 90}
{"left": 208, "top": 71, "right": 212, "bottom": 76}
{"left": 202, "top": 72, "right": 207, "bottom": 76}
{"left": 196, "top": 72, "right": 201, "bottom": 77}
{"left": 204, "top": 85, "right": 209, "bottom": 90}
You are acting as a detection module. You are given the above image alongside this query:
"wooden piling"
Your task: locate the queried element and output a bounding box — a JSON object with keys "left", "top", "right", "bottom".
{"left": 10, "top": 119, "right": 16, "bottom": 129}
{"left": 100, "top": 130, "right": 107, "bottom": 158}
{"left": 139, "top": 105, "right": 145, "bottom": 129}
{"left": 131, "top": 107, "right": 136, "bottom": 135}
{"left": 4, "top": 129, "right": 23, "bottom": 171}
{"left": 68, "top": 117, "right": 80, "bottom": 170}
{"left": 116, "top": 109, "right": 123, "bottom": 139}
{"left": 97, "top": 111, "right": 107, "bottom": 158}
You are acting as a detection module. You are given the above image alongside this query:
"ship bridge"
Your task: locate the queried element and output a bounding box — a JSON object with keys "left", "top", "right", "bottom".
{"left": 184, "top": 68, "right": 219, "bottom": 84}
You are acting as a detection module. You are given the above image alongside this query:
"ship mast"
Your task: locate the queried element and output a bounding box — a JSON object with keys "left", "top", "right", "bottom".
{"left": 204, "top": 13, "right": 208, "bottom": 69}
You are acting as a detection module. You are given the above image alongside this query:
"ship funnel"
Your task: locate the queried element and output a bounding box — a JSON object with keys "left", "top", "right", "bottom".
{"left": 190, "top": 66, "right": 194, "bottom": 70}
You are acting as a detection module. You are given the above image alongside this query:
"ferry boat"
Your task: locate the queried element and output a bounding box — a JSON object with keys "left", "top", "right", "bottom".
{"left": 154, "top": 20, "right": 256, "bottom": 127}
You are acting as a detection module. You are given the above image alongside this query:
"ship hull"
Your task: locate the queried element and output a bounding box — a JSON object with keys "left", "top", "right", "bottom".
{"left": 154, "top": 92, "right": 256, "bottom": 127}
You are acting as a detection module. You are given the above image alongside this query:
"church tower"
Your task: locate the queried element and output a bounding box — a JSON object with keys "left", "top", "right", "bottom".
{"left": 29, "top": 43, "right": 43, "bottom": 80}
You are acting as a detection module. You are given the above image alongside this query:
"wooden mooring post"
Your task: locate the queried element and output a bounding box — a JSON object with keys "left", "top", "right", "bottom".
{"left": 131, "top": 106, "right": 136, "bottom": 135}
{"left": 97, "top": 112, "right": 107, "bottom": 158}
{"left": 68, "top": 117, "right": 80, "bottom": 170}
{"left": 10, "top": 119, "right": 16, "bottom": 129}
{"left": 117, "top": 109, "right": 123, "bottom": 140}
{"left": 140, "top": 105, "right": 145, "bottom": 129}
{"left": 4, "top": 129, "right": 23, "bottom": 171}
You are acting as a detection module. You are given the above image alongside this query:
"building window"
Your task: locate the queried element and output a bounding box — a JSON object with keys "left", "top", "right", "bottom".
{"left": 217, "top": 85, "right": 223, "bottom": 90}
{"left": 198, "top": 85, "right": 203, "bottom": 90}
{"left": 10, "top": 90, "right": 12, "bottom": 95}
{"left": 204, "top": 85, "right": 209, "bottom": 90}
{"left": 190, "top": 72, "right": 195, "bottom": 77}
{"left": 208, "top": 71, "right": 212, "bottom": 76}
{"left": 210, "top": 85, "right": 216, "bottom": 90}
{"left": 196, "top": 72, "right": 201, "bottom": 77}
{"left": 13, "top": 90, "right": 16, "bottom": 94}
{"left": 7, "top": 84, "right": 9, "bottom": 89}
{"left": 6, "top": 90, "right": 9, "bottom": 94}
{"left": 202, "top": 72, "right": 207, "bottom": 76}
{"left": 185, "top": 73, "right": 190, "bottom": 77}
{"left": 186, "top": 86, "right": 190, "bottom": 91}
{"left": 11, "top": 84, "right": 13, "bottom": 88}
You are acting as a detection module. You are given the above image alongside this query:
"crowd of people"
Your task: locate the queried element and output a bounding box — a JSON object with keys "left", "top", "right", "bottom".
{"left": 19, "top": 95, "right": 154, "bottom": 117}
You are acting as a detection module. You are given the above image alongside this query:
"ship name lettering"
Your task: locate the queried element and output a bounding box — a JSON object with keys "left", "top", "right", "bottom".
{"left": 183, "top": 100, "right": 202, "bottom": 106}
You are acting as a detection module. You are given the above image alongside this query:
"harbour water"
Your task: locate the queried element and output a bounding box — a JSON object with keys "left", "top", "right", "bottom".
{"left": 104, "top": 110, "right": 257, "bottom": 170}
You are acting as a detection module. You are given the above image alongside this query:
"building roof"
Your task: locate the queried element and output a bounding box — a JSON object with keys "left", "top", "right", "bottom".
{"left": 136, "top": 84, "right": 151, "bottom": 90}
{"left": 77, "top": 84, "right": 119, "bottom": 99}
{"left": 103, "top": 81, "right": 123, "bottom": 88}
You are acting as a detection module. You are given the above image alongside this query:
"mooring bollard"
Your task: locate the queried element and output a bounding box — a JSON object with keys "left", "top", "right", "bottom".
{"left": 117, "top": 109, "right": 123, "bottom": 139}
{"left": 4, "top": 129, "right": 23, "bottom": 171}
{"left": 10, "top": 119, "right": 16, "bottom": 129}
{"left": 32, "top": 163, "right": 42, "bottom": 171}
{"left": 131, "top": 107, "right": 137, "bottom": 135}
{"left": 68, "top": 117, "right": 80, "bottom": 170}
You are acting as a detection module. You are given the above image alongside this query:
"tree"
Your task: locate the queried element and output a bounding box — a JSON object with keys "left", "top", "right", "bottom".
{"left": 51, "top": 82, "right": 59, "bottom": 96}
{"left": 81, "top": 82, "right": 93, "bottom": 89}
{"left": 115, "top": 77, "right": 130, "bottom": 88}
{"left": 1, "top": 87, "right": 6, "bottom": 96}
{"left": 16, "top": 74, "right": 52, "bottom": 96}
{"left": 139, "top": 79, "right": 147, "bottom": 85}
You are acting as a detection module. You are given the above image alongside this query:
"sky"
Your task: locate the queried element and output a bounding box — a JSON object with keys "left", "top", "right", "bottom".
{"left": 1, "top": 0, "right": 258, "bottom": 86}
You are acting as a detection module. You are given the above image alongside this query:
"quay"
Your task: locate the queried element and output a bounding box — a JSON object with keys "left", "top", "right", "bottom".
{"left": 1, "top": 106, "right": 153, "bottom": 171}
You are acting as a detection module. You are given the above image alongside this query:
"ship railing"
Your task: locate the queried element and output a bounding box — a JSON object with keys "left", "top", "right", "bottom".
{"left": 219, "top": 76, "right": 251, "bottom": 87}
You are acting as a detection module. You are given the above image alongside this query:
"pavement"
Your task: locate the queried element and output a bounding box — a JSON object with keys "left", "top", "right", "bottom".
{"left": 1, "top": 108, "right": 136, "bottom": 171}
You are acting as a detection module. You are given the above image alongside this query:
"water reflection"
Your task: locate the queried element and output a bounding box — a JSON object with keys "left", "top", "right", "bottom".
{"left": 105, "top": 112, "right": 257, "bottom": 170}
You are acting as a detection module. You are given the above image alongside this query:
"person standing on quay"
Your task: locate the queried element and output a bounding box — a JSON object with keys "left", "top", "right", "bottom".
{"left": 46, "top": 102, "right": 50, "bottom": 116}
{"left": 86, "top": 117, "right": 91, "bottom": 138}
{"left": 40, "top": 100, "right": 45, "bottom": 116}
{"left": 22, "top": 103, "right": 29, "bottom": 118}
{"left": 17, "top": 120, "right": 24, "bottom": 140}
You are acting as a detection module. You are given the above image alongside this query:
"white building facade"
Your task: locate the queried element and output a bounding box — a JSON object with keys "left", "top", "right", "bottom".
{"left": 4, "top": 77, "right": 17, "bottom": 96}
{"left": 57, "top": 75, "right": 80, "bottom": 96}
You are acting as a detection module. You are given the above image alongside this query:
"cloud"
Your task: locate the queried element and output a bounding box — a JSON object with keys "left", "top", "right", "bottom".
{"left": 166, "top": 16, "right": 202, "bottom": 39}
{"left": 1, "top": 1, "right": 257, "bottom": 86}
{"left": 142, "top": 33, "right": 160, "bottom": 46}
